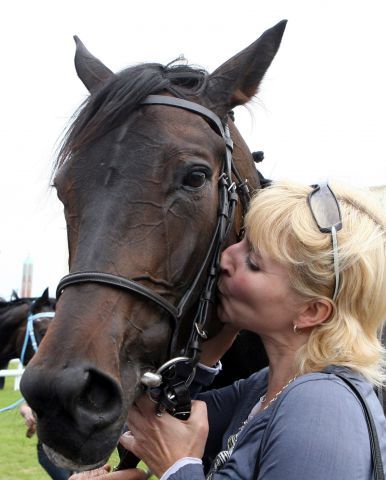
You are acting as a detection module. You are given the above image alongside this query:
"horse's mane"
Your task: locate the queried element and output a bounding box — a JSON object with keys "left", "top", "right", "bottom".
{"left": 55, "top": 62, "right": 209, "bottom": 173}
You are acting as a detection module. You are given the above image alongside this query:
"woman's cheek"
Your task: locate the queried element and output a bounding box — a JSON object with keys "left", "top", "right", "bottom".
{"left": 229, "top": 275, "right": 254, "bottom": 301}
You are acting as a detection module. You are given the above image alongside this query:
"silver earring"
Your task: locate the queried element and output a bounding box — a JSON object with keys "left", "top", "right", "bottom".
{"left": 293, "top": 324, "right": 300, "bottom": 334}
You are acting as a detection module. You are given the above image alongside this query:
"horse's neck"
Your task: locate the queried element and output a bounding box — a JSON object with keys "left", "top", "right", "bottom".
{"left": 0, "top": 303, "right": 28, "bottom": 325}
{"left": 229, "top": 121, "right": 260, "bottom": 192}
{"left": 0, "top": 304, "right": 29, "bottom": 356}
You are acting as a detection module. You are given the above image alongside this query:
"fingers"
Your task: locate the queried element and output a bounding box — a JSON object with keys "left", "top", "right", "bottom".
{"left": 127, "top": 396, "right": 160, "bottom": 435}
{"left": 69, "top": 465, "right": 111, "bottom": 479}
{"left": 119, "top": 430, "right": 135, "bottom": 452}
{"left": 133, "top": 394, "right": 157, "bottom": 416}
{"left": 190, "top": 400, "right": 209, "bottom": 438}
{"left": 128, "top": 396, "right": 208, "bottom": 431}
{"left": 107, "top": 468, "right": 149, "bottom": 480}
{"left": 126, "top": 405, "right": 145, "bottom": 437}
{"left": 69, "top": 467, "right": 148, "bottom": 480}
{"left": 26, "top": 417, "right": 36, "bottom": 429}
{"left": 191, "top": 400, "right": 208, "bottom": 418}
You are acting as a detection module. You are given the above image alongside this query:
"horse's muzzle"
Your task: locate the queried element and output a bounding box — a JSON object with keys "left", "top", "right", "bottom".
{"left": 20, "top": 362, "right": 124, "bottom": 465}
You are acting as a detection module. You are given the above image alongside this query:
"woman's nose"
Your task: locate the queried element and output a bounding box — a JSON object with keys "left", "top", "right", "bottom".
{"left": 220, "top": 242, "right": 239, "bottom": 276}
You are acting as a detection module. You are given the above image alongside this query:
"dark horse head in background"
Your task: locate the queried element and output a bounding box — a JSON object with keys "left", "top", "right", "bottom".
{"left": 0, "top": 288, "right": 56, "bottom": 387}
{"left": 20, "top": 21, "right": 287, "bottom": 470}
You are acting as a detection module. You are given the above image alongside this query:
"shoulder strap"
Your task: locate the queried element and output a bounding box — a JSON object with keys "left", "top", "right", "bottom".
{"left": 253, "top": 374, "right": 385, "bottom": 479}
{"left": 335, "top": 374, "right": 385, "bottom": 480}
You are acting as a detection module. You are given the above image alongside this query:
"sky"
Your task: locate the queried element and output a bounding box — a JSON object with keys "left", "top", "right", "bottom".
{"left": 0, "top": 0, "right": 385, "bottom": 299}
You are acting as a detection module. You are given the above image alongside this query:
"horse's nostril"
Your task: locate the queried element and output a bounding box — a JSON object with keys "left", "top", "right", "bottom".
{"left": 76, "top": 369, "right": 122, "bottom": 427}
{"left": 21, "top": 364, "right": 123, "bottom": 430}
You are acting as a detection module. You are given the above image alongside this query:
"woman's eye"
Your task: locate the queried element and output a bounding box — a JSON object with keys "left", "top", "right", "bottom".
{"left": 246, "top": 255, "right": 260, "bottom": 272}
{"left": 183, "top": 171, "right": 207, "bottom": 188}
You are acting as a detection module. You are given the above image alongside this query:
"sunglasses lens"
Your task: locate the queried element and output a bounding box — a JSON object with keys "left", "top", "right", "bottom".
{"left": 308, "top": 183, "right": 342, "bottom": 300}
{"left": 309, "top": 185, "right": 342, "bottom": 232}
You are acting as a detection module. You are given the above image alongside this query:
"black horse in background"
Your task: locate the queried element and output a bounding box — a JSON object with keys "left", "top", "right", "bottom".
{"left": 0, "top": 288, "right": 56, "bottom": 388}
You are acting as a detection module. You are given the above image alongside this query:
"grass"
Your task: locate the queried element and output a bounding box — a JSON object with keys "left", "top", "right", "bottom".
{"left": 0, "top": 361, "right": 123, "bottom": 480}
{"left": 0, "top": 361, "right": 46, "bottom": 480}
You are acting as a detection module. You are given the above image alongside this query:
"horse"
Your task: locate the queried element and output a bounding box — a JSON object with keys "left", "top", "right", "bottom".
{"left": 0, "top": 288, "right": 56, "bottom": 388}
{"left": 20, "top": 20, "right": 287, "bottom": 471}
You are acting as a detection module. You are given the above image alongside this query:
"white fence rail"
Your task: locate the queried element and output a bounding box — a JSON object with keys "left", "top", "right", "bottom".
{"left": 0, "top": 359, "right": 24, "bottom": 390}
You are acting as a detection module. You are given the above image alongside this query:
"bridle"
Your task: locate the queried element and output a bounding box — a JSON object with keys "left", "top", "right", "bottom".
{"left": 20, "top": 306, "right": 55, "bottom": 365}
{"left": 56, "top": 95, "right": 251, "bottom": 419}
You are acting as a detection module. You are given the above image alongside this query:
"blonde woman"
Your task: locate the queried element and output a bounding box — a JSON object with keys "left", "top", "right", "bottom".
{"left": 72, "top": 181, "right": 386, "bottom": 479}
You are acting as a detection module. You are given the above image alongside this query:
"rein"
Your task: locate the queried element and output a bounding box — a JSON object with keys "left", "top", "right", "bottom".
{"left": 56, "top": 95, "right": 251, "bottom": 419}
{"left": 20, "top": 311, "right": 55, "bottom": 365}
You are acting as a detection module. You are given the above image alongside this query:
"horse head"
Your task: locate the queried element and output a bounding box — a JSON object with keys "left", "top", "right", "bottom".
{"left": 0, "top": 288, "right": 56, "bottom": 370}
{"left": 20, "top": 21, "right": 287, "bottom": 470}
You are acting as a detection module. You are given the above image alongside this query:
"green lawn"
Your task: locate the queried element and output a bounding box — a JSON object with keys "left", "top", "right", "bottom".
{"left": 0, "top": 362, "right": 121, "bottom": 480}
{"left": 0, "top": 362, "right": 47, "bottom": 480}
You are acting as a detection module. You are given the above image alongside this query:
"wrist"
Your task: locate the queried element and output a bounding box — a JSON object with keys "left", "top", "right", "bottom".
{"left": 159, "top": 457, "right": 202, "bottom": 480}
{"left": 200, "top": 330, "right": 239, "bottom": 366}
{"left": 197, "top": 361, "right": 222, "bottom": 373}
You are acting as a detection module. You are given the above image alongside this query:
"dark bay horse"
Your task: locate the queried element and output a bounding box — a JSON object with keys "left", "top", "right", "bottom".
{"left": 20, "top": 21, "right": 287, "bottom": 471}
{"left": 0, "top": 288, "right": 56, "bottom": 388}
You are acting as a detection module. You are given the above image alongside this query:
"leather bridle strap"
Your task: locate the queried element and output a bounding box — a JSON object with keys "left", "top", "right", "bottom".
{"left": 56, "top": 94, "right": 249, "bottom": 420}
{"left": 57, "top": 271, "right": 178, "bottom": 326}
{"left": 141, "top": 95, "right": 231, "bottom": 146}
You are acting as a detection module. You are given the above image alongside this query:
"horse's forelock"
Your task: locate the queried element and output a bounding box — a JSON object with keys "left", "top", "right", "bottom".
{"left": 54, "top": 62, "right": 209, "bottom": 175}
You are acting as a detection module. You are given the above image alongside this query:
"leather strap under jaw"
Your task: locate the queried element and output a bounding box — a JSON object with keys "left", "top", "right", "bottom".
{"left": 56, "top": 94, "right": 250, "bottom": 420}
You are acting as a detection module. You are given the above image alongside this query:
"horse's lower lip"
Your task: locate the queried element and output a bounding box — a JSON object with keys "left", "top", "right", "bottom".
{"left": 43, "top": 443, "right": 107, "bottom": 471}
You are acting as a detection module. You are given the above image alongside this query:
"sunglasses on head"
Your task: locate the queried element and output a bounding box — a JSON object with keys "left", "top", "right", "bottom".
{"left": 307, "top": 182, "right": 342, "bottom": 301}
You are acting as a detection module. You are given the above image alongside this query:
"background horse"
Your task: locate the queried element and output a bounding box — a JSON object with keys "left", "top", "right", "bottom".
{"left": 0, "top": 288, "right": 56, "bottom": 388}
{"left": 21, "top": 20, "right": 286, "bottom": 471}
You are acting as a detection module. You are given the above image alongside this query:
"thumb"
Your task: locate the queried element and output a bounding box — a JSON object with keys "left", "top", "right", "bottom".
{"left": 119, "top": 430, "right": 135, "bottom": 449}
{"left": 69, "top": 465, "right": 111, "bottom": 479}
{"left": 107, "top": 468, "right": 150, "bottom": 479}
{"left": 191, "top": 400, "right": 208, "bottom": 419}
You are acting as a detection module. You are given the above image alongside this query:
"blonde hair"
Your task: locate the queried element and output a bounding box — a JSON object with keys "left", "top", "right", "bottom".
{"left": 245, "top": 181, "right": 386, "bottom": 385}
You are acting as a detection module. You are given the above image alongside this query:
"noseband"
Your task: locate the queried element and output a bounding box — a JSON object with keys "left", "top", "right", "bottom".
{"left": 56, "top": 95, "right": 251, "bottom": 419}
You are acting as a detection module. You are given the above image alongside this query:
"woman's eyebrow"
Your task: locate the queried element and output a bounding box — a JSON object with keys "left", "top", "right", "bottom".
{"left": 248, "top": 245, "right": 263, "bottom": 263}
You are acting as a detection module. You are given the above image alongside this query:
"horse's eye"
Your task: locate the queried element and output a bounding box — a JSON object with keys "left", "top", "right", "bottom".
{"left": 183, "top": 171, "right": 207, "bottom": 189}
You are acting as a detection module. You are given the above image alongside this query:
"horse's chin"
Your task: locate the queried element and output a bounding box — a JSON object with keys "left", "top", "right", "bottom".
{"left": 43, "top": 443, "right": 108, "bottom": 472}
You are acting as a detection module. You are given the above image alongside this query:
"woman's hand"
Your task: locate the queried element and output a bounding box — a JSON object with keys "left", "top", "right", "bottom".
{"left": 199, "top": 323, "right": 240, "bottom": 367}
{"left": 69, "top": 465, "right": 149, "bottom": 479}
{"left": 19, "top": 403, "right": 37, "bottom": 437}
{"left": 121, "top": 395, "right": 209, "bottom": 478}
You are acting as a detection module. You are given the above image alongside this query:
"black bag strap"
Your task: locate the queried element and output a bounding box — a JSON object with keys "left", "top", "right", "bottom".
{"left": 335, "top": 374, "right": 385, "bottom": 480}
{"left": 253, "top": 374, "right": 385, "bottom": 479}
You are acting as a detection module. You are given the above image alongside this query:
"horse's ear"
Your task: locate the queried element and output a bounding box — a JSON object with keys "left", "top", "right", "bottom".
{"left": 11, "top": 289, "right": 19, "bottom": 300}
{"left": 32, "top": 288, "right": 49, "bottom": 310}
{"left": 204, "top": 20, "right": 287, "bottom": 118}
{"left": 73, "top": 36, "right": 115, "bottom": 92}
{"left": 41, "top": 288, "right": 49, "bottom": 302}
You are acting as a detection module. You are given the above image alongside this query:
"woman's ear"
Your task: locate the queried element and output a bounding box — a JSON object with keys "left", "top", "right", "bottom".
{"left": 296, "top": 299, "right": 333, "bottom": 329}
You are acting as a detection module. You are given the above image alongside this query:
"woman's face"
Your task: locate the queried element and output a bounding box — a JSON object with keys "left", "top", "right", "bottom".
{"left": 217, "top": 238, "right": 302, "bottom": 336}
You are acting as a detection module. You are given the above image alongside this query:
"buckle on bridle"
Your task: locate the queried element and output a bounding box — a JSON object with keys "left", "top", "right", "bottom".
{"left": 141, "top": 356, "right": 196, "bottom": 419}
{"left": 194, "top": 322, "right": 207, "bottom": 339}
